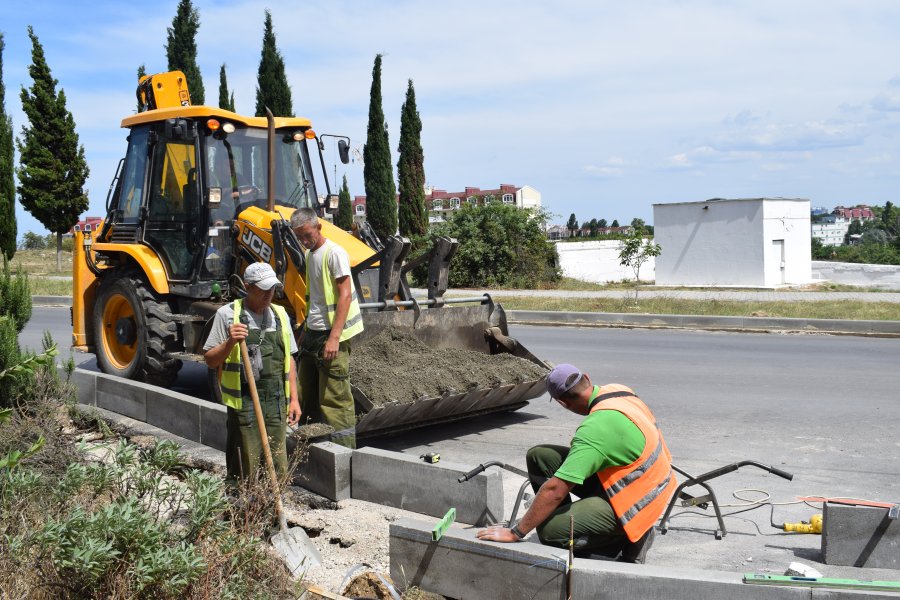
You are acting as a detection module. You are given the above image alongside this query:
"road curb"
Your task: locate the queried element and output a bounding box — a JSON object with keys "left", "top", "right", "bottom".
{"left": 33, "top": 295, "right": 72, "bottom": 306}
{"left": 35, "top": 296, "right": 900, "bottom": 337}
{"left": 506, "top": 309, "right": 900, "bottom": 337}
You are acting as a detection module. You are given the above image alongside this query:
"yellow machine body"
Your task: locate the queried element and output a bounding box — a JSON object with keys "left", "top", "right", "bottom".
{"left": 71, "top": 71, "right": 547, "bottom": 439}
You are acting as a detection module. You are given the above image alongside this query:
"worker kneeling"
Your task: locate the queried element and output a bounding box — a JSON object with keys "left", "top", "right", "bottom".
{"left": 476, "top": 364, "right": 676, "bottom": 563}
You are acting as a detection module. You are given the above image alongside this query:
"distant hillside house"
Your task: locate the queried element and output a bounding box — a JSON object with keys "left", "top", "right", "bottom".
{"left": 811, "top": 215, "right": 849, "bottom": 247}
{"left": 351, "top": 184, "right": 541, "bottom": 229}
{"left": 71, "top": 216, "right": 103, "bottom": 234}
{"left": 832, "top": 205, "right": 875, "bottom": 221}
{"left": 426, "top": 184, "right": 541, "bottom": 226}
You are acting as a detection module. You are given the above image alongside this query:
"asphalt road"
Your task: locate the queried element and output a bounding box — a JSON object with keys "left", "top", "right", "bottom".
{"left": 24, "top": 305, "right": 899, "bottom": 487}
{"left": 20, "top": 305, "right": 900, "bottom": 575}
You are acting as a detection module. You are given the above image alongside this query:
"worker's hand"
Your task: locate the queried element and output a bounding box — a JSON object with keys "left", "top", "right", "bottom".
{"left": 323, "top": 336, "right": 340, "bottom": 361}
{"left": 288, "top": 399, "right": 302, "bottom": 426}
{"left": 228, "top": 323, "right": 249, "bottom": 344}
{"left": 475, "top": 525, "right": 521, "bottom": 543}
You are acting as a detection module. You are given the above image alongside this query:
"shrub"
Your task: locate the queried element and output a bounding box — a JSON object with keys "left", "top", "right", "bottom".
{"left": 427, "top": 204, "right": 560, "bottom": 288}
{"left": 20, "top": 231, "right": 48, "bottom": 250}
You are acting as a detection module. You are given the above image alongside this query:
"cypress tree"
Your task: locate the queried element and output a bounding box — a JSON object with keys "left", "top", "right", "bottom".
{"left": 335, "top": 174, "right": 353, "bottom": 230}
{"left": 255, "top": 10, "right": 293, "bottom": 117}
{"left": 363, "top": 54, "right": 397, "bottom": 240}
{"left": 0, "top": 34, "right": 17, "bottom": 260}
{"left": 136, "top": 63, "right": 146, "bottom": 112}
{"left": 218, "top": 64, "right": 235, "bottom": 111}
{"left": 166, "top": 0, "right": 204, "bottom": 104}
{"left": 17, "top": 26, "right": 89, "bottom": 271}
{"left": 397, "top": 79, "right": 426, "bottom": 237}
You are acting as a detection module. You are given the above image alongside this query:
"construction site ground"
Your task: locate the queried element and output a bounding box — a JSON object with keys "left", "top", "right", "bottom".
{"left": 21, "top": 302, "right": 900, "bottom": 596}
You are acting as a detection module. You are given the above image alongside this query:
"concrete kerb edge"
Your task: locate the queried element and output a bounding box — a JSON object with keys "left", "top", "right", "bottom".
{"left": 507, "top": 310, "right": 900, "bottom": 337}
{"left": 390, "top": 518, "right": 900, "bottom": 600}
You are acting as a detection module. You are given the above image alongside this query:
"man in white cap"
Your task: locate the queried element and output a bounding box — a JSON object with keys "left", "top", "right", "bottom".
{"left": 476, "top": 364, "right": 675, "bottom": 563}
{"left": 204, "top": 262, "right": 301, "bottom": 482}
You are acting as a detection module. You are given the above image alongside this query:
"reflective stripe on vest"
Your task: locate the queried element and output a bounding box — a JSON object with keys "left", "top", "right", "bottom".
{"left": 305, "top": 240, "right": 364, "bottom": 342}
{"left": 220, "top": 298, "right": 292, "bottom": 410}
{"left": 591, "top": 385, "right": 677, "bottom": 542}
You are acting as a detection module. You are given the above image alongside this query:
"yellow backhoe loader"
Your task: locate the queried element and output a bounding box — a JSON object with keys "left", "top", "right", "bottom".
{"left": 72, "top": 71, "right": 546, "bottom": 439}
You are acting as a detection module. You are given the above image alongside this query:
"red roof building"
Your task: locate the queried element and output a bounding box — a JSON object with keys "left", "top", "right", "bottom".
{"left": 832, "top": 205, "right": 875, "bottom": 221}
{"left": 351, "top": 184, "right": 542, "bottom": 227}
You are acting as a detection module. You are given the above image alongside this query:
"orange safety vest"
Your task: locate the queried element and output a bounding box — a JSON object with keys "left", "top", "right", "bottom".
{"left": 591, "top": 384, "right": 677, "bottom": 542}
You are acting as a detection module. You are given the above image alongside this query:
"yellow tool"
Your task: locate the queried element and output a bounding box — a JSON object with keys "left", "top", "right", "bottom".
{"left": 783, "top": 514, "right": 823, "bottom": 534}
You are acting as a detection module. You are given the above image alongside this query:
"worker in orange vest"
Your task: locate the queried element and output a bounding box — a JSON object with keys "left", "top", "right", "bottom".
{"left": 476, "top": 364, "right": 676, "bottom": 563}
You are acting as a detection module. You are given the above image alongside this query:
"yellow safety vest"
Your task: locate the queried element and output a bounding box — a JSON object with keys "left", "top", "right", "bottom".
{"left": 305, "top": 240, "right": 364, "bottom": 342}
{"left": 220, "top": 298, "right": 292, "bottom": 410}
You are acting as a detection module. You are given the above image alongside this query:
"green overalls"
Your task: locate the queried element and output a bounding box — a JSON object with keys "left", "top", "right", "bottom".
{"left": 225, "top": 305, "right": 289, "bottom": 483}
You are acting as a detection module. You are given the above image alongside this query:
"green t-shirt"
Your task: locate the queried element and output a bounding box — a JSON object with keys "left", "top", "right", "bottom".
{"left": 554, "top": 385, "right": 647, "bottom": 485}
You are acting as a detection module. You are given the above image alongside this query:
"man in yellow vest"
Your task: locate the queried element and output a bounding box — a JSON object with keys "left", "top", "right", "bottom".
{"left": 290, "top": 208, "right": 364, "bottom": 448}
{"left": 203, "top": 262, "right": 301, "bottom": 482}
{"left": 477, "top": 364, "right": 676, "bottom": 563}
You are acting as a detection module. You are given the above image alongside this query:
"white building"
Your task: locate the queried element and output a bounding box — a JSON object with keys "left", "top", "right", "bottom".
{"left": 653, "top": 198, "right": 813, "bottom": 287}
{"left": 811, "top": 215, "right": 848, "bottom": 247}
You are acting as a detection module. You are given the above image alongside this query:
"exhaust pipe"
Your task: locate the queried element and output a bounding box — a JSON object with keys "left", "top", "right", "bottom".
{"left": 265, "top": 107, "right": 275, "bottom": 213}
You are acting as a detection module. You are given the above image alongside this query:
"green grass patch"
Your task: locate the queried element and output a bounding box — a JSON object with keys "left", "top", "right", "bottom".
{"left": 10, "top": 249, "right": 73, "bottom": 276}
{"left": 495, "top": 295, "right": 900, "bottom": 321}
{"left": 27, "top": 277, "right": 73, "bottom": 297}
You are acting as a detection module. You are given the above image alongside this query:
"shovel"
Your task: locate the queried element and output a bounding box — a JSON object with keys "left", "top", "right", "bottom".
{"left": 239, "top": 340, "right": 322, "bottom": 575}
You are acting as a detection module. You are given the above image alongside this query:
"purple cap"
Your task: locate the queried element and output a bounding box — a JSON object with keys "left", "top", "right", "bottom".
{"left": 546, "top": 364, "right": 584, "bottom": 399}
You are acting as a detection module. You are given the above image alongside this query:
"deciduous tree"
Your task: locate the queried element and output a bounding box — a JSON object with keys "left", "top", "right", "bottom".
{"left": 618, "top": 225, "right": 660, "bottom": 302}
{"left": 255, "top": 10, "right": 293, "bottom": 117}
{"left": 16, "top": 27, "right": 89, "bottom": 271}
{"left": 166, "top": 0, "right": 204, "bottom": 104}
{"left": 432, "top": 204, "right": 560, "bottom": 288}
{"left": 363, "top": 54, "right": 397, "bottom": 240}
{"left": 0, "top": 34, "right": 16, "bottom": 260}
{"left": 566, "top": 213, "right": 578, "bottom": 235}
{"left": 397, "top": 79, "right": 426, "bottom": 237}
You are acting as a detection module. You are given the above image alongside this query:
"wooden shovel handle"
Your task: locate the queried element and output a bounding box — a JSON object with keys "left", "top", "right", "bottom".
{"left": 240, "top": 340, "right": 288, "bottom": 531}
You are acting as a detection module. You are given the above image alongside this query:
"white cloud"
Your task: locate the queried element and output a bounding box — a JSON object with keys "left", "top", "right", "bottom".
{"left": 8, "top": 0, "right": 900, "bottom": 233}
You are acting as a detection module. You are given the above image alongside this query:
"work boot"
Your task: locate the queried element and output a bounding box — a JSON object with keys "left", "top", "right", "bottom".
{"left": 619, "top": 527, "right": 656, "bottom": 564}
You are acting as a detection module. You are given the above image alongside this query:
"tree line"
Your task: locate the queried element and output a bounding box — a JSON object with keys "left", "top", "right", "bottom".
{"left": 564, "top": 214, "right": 654, "bottom": 237}
{"left": 0, "top": 0, "right": 429, "bottom": 265}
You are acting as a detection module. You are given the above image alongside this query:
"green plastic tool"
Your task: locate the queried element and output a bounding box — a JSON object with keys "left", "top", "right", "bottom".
{"left": 432, "top": 508, "right": 456, "bottom": 541}
{"left": 744, "top": 574, "right": 900, "bottom": 592}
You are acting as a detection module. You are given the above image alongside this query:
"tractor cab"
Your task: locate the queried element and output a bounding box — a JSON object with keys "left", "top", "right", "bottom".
{"left": 102, "top": 108, "right": 322, "bottom": 288}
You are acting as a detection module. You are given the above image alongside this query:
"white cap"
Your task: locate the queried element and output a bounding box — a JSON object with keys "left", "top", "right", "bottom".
{"left": 243, "top": 262, "right": 282, "bottom": 290}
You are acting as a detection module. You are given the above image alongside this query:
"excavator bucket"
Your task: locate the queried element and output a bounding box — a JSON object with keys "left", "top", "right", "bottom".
{"left": 348, "top": 296, "right": 549, "bottom": 439}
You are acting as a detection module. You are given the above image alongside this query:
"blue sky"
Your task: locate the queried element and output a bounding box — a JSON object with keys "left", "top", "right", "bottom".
{"left": 4, "top": 0, "right": 900, "bottom": 238}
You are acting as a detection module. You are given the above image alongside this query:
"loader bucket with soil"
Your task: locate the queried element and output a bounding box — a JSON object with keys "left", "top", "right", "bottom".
{"left": 345, "top": 296, "right": 549, "bottom": 439}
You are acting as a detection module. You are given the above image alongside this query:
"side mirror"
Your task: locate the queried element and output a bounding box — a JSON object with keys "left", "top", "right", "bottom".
{"left": 338, "top": 139, "right": 350, "bottom": 165}
{"left": 326, "top": 194, "right": 340, "bottom": 212}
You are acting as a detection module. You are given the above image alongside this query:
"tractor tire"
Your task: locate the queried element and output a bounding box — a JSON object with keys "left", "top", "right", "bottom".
{"left": 93, "top": 270, "right": 182, "bottom": 387}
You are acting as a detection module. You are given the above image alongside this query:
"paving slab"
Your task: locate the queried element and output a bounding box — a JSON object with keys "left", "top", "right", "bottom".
{"left": 823, "top": 503, "right": 900, "bottom": 569}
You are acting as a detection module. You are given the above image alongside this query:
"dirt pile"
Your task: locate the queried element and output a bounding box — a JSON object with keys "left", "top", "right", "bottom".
{"left": 350, "top": 326, "right": 548, "bottom": 406}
